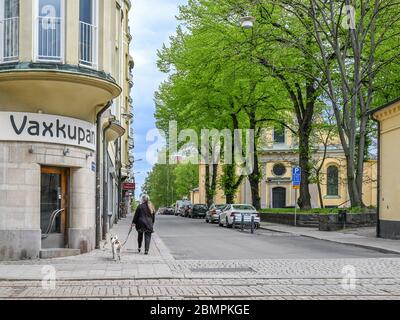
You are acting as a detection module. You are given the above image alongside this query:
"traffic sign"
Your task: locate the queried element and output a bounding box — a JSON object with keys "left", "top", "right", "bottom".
{"left": 292, "top": 167, "right": 301, "bottom": 189}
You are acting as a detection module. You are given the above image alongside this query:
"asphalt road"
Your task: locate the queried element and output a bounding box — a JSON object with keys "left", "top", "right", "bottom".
{"left": 155, "top": 215, "right": 399, "bottom": 260}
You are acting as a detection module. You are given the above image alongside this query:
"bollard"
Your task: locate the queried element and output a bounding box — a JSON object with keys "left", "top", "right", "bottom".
{"left": 241, "top": 213, "right": 244, "bottom": 231}
{"left": 251, "top": 216, "right": 255, "bottom": 234}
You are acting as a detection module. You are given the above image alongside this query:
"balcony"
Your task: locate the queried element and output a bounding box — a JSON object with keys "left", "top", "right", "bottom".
{"left": 0, "top": 16, "right": 19, "bottom": 63}
{"left": 79, "top": 21, "right": 98, "bottom": 69}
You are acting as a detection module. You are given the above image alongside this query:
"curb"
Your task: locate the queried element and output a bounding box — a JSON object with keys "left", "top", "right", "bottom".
{"left": 259, "top": 226, "right": 400, "bottom": 255}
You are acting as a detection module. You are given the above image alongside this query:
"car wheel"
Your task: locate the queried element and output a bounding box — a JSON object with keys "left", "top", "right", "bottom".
{"left": 205, "top": 218, "right": 209, "bottom": 223}
{"left": 218, "top": 217, "right": 223, "bottom": 227}
{"left": 226, "top": 217, "right": 232, "bottom": 228}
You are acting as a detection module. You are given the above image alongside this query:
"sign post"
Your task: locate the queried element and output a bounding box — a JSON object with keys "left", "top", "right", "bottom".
{"left": 292, "top": 167, "right": 301, "bottom": 227}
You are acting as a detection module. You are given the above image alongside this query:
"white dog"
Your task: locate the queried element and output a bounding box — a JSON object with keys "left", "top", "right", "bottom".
{"left": 110, "top": 234, "right": 122, "bottom": 261}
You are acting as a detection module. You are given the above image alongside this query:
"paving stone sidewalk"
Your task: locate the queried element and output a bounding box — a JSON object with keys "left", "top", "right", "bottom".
{"left": 260, "top": 222, "right": 400, "bottom": 254}
{"left": 1, "top": 218, "right": 400, "bottom": 299}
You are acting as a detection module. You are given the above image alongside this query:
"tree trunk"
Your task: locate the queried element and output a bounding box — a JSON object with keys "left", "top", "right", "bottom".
{"left": 316, "top": 173, "right": 324, "bottom": 209}
{"left": 248, "top": 163, "right": 261, "bottom": 210}
{"left": 246, "top": 113, "right": 261, "bottom": 210}
{"left": 345, "top": 153, "right": 362, "bottom": 208}
{"left": 222, "top": 112, "right": 244, "bottom": 204}
{"left": 298, "top": 128, "right": 312, "bottom": 210}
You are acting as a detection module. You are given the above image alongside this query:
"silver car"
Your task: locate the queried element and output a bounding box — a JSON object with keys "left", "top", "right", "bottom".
{"left": 205, "top": 204, "right": 226, "bottom": 223}
{"left": 218, "top": 204, "right": 260, "bottom": 228}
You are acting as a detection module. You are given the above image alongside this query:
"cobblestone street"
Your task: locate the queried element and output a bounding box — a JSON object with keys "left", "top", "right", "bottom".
{"left": 1, "top": 216, "right": 400, "bottom": 299}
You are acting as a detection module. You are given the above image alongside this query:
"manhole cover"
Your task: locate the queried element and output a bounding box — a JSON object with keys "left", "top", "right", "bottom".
{"left": 190, "top": 267, "right": 255, "bottom": 273}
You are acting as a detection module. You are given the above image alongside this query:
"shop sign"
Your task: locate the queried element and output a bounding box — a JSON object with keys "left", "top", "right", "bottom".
{"left": 123, "top": 182, "right": 135, "bottom": 190}
{"left": 0, "top": 112, "right": 96, "bottom": 151}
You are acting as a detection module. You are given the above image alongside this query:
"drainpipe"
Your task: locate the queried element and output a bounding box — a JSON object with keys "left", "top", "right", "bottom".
{"left": 95, "top": 101, "right": 112, "bottom": 249}
{"left": 371, "top": 115, "right": 381, "bottom": 238}
{"left": 102, "top": 120, "right": 114, "bottom": 239}
{"left": 116, "top": 138, "right": 122, "bottom": 222}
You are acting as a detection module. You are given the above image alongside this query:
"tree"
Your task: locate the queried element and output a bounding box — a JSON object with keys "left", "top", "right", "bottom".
{"left": 275, "top": 0, "right": 400, "bottom": 207}
{"left": 156, "top": 1, "right": 291, "bottom": 209}
{"left": 174, "top": 163, "right": 199, "bottom": 199}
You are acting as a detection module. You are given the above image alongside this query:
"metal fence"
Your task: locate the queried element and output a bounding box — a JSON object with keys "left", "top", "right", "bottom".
{"left": 36, "top": 16, "right": 63, "bottom": 61}
{"left": 79, "top": 21, "right": 97, "bottom": 68}
{"left": 0, "top": 16, "right": 19, "bottom": 63}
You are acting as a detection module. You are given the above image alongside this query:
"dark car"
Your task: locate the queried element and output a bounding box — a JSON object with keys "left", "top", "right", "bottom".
{"left": 164, "top": 207, "right": 175, "bottom": 215}
{"left": 189, "top": 204, "right": 208, "bottom": 218}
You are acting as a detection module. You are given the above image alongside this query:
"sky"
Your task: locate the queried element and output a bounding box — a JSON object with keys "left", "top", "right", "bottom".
{"left": 129, "top": 0, "right": 187, "bottom": 198}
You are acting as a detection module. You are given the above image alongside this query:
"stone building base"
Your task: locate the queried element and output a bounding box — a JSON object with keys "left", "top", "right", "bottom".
{"left": 379, "top": 220, "right": 400, "bottom": 240}
{"left": 0, "top": 229, "right": 41, "bottom": 261}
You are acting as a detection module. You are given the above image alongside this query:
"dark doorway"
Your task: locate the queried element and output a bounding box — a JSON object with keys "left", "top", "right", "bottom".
{"left": 272, "top": 187, "right": 286, "bottom": 208}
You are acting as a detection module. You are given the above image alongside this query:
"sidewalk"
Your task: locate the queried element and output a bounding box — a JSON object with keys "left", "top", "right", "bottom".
{"left": 260, "top": 222, "right": 400, "bottom": 254}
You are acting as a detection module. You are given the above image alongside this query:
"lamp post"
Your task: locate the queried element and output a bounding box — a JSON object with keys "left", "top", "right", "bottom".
{"left": 240, "top": 16, "right": 255, "bottom": 29}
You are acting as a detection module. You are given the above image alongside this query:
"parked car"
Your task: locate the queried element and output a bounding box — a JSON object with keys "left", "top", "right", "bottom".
{"left": 205, "top": 204, "right": 226, "bottom": 223}
{"left": 164, "top": 207, "right": 175, "bottom": 215}
{"left": 181, "top": 202, "right": 193, "bottom": 217}
{"left": 156, "top": 208, "right": 166, "bottom": 215}
{"left": 174, "top": 200, "right": 184, "bottom": 216}
{"left": 175, "top": 200, "right": 193, "bottom": 217}
{"left": 189, "top": 204, "right": 208, "bottom": 218}
{"left": 218, "top": 204, "right": 260, "bottom": 229}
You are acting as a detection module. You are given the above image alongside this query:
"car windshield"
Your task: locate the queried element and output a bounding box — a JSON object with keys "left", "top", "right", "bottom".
{"left": 216, "top": 205, "right": 226, "bottom": 209}
{"left": 194, "top": 205, "right": 207, "bottom": 209}
{"left": 232, "top": 205, "right": 256, "bottom": 211}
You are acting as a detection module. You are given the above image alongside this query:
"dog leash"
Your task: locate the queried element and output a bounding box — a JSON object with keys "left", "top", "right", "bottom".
{"left": 122, "top": 225, "right": 134, "bottom": 247}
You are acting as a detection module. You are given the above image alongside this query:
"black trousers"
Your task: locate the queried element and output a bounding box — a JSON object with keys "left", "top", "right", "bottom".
{"left": 138, "top": 231, "right": 152, "bottom": 252}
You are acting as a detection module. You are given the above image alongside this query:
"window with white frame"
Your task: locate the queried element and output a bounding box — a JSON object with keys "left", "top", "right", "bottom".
{"left": 35, "top": 0, "right": 64, "bottom": 62}
{"left": 0, "top": 0, "right": 19, "bottom": 63}
{"left": 79, "top": 0, "right": 98, "bottom": 68}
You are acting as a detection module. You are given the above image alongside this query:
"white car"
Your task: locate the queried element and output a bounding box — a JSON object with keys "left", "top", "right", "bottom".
{"left": 219, "top": 204, "right": 260, "bottom": 228}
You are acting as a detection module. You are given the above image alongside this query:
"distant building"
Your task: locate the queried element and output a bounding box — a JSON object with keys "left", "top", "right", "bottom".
{"left": 0, "top": 0, "right": 133, "bottom": 260}
{"left": 372, "top": 98, "right": 400, "bottom": 239}
{"left": 199, "top": 126, "right": 377, "bottom": 209}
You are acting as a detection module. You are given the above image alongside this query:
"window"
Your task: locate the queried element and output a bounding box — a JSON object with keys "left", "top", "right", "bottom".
{"left": 36, "top": 0, "right": 64, "bottom": 62}
{"left": 327, "top": 165, "right": 339, "bottom": 196}
{"left": 0, "top": 0, "right": 19, "bottom": 63}
{"left": 273, "top": 163, "right": 286, "bottom": 176}
{"left": 273, "top": 126, "right": 285, "bottom": 144}
{"left": 79, "top": 0, "right": 98, "bottom": 68}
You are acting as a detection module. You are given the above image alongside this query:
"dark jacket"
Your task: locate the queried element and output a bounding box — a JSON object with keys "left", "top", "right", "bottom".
{"left": 133, "top": 202, "right": 155, "bottom": 233}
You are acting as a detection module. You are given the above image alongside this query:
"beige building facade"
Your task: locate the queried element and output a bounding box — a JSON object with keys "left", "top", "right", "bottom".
{"left": 372, "top": 98, "right": 400, "bottom": 239}
{"left": 0, "top": 0, "right": 133, "bottom": 260}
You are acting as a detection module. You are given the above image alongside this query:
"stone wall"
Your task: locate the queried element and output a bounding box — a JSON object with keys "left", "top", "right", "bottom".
{"left": 260, "top": 212, "right": 377, "bottom": 230}
{"left": 260, "top": 213, "right": 320, "bottom": 227}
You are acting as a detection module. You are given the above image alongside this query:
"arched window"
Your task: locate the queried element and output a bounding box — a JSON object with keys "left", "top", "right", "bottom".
{"left": 327, "top": 165, "right": 339, "bottom": 196}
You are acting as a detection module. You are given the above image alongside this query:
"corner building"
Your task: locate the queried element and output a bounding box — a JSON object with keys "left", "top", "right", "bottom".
{"left": 0, "top": 0, "right": 133, "bottom": 260}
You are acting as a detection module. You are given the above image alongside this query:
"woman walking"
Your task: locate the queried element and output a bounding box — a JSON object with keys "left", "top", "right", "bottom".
{"left": 132, "top": 194, "right": 155, "bottom": 255}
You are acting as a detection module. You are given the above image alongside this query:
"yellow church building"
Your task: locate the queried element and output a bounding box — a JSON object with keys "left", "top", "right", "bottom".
{"left": 198, "top": 126, "right": 377, "bottom": 209}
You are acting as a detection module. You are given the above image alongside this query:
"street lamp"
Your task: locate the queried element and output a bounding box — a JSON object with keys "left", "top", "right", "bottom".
{"left": 240, "top": 16, "right": 255, "bottom": 29}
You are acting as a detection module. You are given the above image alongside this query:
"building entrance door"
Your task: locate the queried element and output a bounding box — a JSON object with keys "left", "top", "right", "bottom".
{"left": 40, "top": 167, "right": 69, "bottom": 248}
{"left": 272, "top": 187, "right": 286, "bottom": 208}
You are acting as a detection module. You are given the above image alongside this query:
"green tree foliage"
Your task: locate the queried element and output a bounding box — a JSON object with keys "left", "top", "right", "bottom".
{"left": 141, "top": 163, "right": 199, "bottom": 209}
{"left": 174, "top": 163, "right": 199, "bottom": 199}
